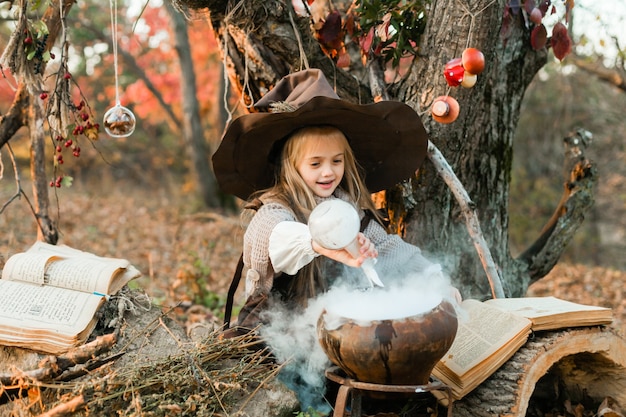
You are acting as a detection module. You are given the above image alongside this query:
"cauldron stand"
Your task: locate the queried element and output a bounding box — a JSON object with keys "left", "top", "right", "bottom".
{"left": 324, "top": 366, "right": 454, "bottom": 417}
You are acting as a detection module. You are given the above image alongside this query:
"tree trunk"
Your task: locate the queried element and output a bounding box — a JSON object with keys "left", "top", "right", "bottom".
{"left": 29, "top": 96, "right": 58, "bottom": 244}
{"left": 451, "top": 327, "right": 626, "bottom": 416}
{"left": 165, "top": 1, "right": 221, "bottom": 208}
{"left": 395, "top": 0, "right": 545, "bottom": 298}
{"left": 181, "top": 0, "right": 596, "bottom": 300}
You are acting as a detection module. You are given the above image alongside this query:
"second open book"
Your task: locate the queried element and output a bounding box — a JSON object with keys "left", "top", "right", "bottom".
{"left": 432, "top": 296, "right": 613, "bottom": 401}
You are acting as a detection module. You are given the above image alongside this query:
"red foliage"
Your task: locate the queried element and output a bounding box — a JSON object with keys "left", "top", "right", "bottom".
{"left": 551, "top": 22, "right": 572, "bottom": 61}
{"left": 315, "top": 11, "right": 350, "bottom": 68}
{"left": 530, "top": 24, "right": 547, "bottom": 50}
{"left": 502, "top": 1, "right": 573, "bottom": 60}
{"left": 317, "top": 11, "right": 343, "bottom": 49}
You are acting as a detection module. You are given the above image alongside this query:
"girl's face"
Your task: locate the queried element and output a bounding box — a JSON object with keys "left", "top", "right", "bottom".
{"left": 296, "top": 135, "right": 345, "bottom": 198}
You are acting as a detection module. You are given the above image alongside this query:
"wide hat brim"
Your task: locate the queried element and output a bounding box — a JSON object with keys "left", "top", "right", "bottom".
{"left": 212, "top": 96, "right": 428, "bottom": 200}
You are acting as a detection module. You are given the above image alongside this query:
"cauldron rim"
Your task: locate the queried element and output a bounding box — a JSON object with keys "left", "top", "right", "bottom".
{"left": 319, "top": 296, "right": 455, "bottom": 331}
{"left": 320, "top": 292, "right": 447, "bottom": 324}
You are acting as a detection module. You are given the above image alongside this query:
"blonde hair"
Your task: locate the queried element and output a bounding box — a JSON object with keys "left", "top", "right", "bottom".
{"left": 247, "top": 125, "right": 383, "bottom": 305}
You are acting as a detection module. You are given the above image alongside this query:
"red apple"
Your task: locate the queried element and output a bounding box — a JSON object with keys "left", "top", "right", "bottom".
{"left": 462, "top": 48, "right": 485, "bottom": 75}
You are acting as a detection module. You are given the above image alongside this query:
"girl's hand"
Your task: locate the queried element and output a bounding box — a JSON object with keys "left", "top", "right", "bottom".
{"left": 356, "top": 233, "right": 378, "bottom": 259}
{"left": 312, "top": 233, "right": 378, "bottom": 268}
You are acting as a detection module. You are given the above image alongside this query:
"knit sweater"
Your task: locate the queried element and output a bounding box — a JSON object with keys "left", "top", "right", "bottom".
{"left": 242, "top": 189, "right": 438, "bottom": 299}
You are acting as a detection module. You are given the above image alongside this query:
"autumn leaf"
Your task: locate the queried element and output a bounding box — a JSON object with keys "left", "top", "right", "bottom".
{"left": 551, "top": 22, "right": 572, "bottom": 61}
{"left": 359, "top": 27, "right": 375, "bottom": 55}
{"left": 317, "top": 11, "right": 343, "bottom": 50}
{"left": 336, "top": 49, "right": 350, "bottom": 68}
{"left": 530, "top": 24, "right": 547, "bottom": 50}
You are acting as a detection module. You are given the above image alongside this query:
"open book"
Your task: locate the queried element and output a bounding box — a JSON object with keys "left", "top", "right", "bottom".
{"left": 432, "top": 296, "right": 613, "bottom": 401}
{"left": 0, "top": 242, "right": 141, "bottom": 355}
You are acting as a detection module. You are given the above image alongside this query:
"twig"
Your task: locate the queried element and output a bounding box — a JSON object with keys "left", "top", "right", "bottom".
{"left": 36, "top": 394, "right": 85, "bottom": 417}
{"left": 158, "top": 316, "right": 230, "bottom": 415}
{"left": 1, "top": 333, "right": 118, "bottom": 385}
{"left": 427, "top": 140, "right": 505, "bottom": 298}
{"left": 0, "top": 143, "right": 25, "bottom": 215}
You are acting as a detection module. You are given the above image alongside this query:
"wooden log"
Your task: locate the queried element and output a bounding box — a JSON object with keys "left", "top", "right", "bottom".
{"left": 451, "top": 326, "right": 626, "bottom": 416}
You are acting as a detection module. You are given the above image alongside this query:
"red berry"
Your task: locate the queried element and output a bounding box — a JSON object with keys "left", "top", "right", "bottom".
{"left": 49, "top": 181, "right": 55, "bottom": 187}
{"left": 56, "top": 135, "right": 63, "bottom": 141}
{"left": 56, "top": 145, "right": 62, "bottom": 153}
{"left": 64, "top": 139, "right": 73, "bottom": 147}
{"left": 64, "top": 72, "right": 71, "bottom": 80}
{"left": 24, "top": 37, "right": 33, "bottom": 45}
{"left": 81, "top": 113, "right": 89, "bottom": 121}
{"left": 50, "top": 52, "right": 55, "bottom": 59}
{"left": 40, "top": 92, "right": 48, "bottom": 100}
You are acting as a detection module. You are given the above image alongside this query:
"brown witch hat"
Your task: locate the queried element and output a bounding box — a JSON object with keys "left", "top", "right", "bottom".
{"left": 212, "top": 69, "right": 429, "bottom": 200}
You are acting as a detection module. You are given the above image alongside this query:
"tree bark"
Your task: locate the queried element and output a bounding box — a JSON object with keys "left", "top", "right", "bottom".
{"left": 29, "top": 95, "right": 58, "bottom": 244}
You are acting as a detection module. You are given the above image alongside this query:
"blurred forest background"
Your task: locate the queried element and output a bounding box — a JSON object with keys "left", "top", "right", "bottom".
{"left": 1, "top": 1, "right": 625, "bottom": 314}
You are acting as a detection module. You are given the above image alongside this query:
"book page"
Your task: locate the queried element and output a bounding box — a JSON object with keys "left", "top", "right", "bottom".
{"left": 1, "top": 252, "right": 57, "bottom": 285}
{"left": 438, "top": 299, "right": 532, "bottom": 377}
{"left": 484, "top": 296, "right": 611, "bottom": 318}
{"left": 0, "top": 280, "right": 103, "bottom": 333}
{"left": 43, "top": 257, "right": 128, "bottom": 293}
{"left": 2, "top": 242, "right": 137, "bottom": 294}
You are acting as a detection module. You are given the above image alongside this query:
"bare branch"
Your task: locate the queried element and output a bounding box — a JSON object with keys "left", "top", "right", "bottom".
{"left": 572, "top": 57, "right": 626, "bottom": 92}
{"left": 0, "top": 84, "right": 29, "bottom": 150}
{"left": 519, "top": 129, "right": 597, "bottom": 283}
{"left": 0, "top": 143, "right": 24, "bottom": 214}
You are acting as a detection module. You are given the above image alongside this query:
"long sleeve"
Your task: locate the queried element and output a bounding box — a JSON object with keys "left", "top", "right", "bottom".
{"left": 269, "top": 221, "right": 319, "bottom": 274}
{"left": 243, "top": 201, "right": 321, "bottom": 298}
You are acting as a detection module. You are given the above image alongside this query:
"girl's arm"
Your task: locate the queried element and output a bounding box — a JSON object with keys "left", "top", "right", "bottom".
{"left": 270, "top": 226, "right": 378, "bottom": 273}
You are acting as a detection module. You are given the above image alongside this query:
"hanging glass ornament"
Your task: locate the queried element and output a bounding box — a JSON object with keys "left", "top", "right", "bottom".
{"left": 103, "top": 103, "right": 136, "bottom": 137}
{"left": 103, "top": 0, "right": 136, "bottom": 138}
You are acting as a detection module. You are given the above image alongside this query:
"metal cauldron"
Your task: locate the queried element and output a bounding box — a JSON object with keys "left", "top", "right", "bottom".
{"left": 317, "top": 292, "right": 458, "bottom": 386}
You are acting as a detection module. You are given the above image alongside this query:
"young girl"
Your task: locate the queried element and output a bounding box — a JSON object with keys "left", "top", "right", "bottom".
{"left": 213, "top": 69, "right": 453, "bottom": 332}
